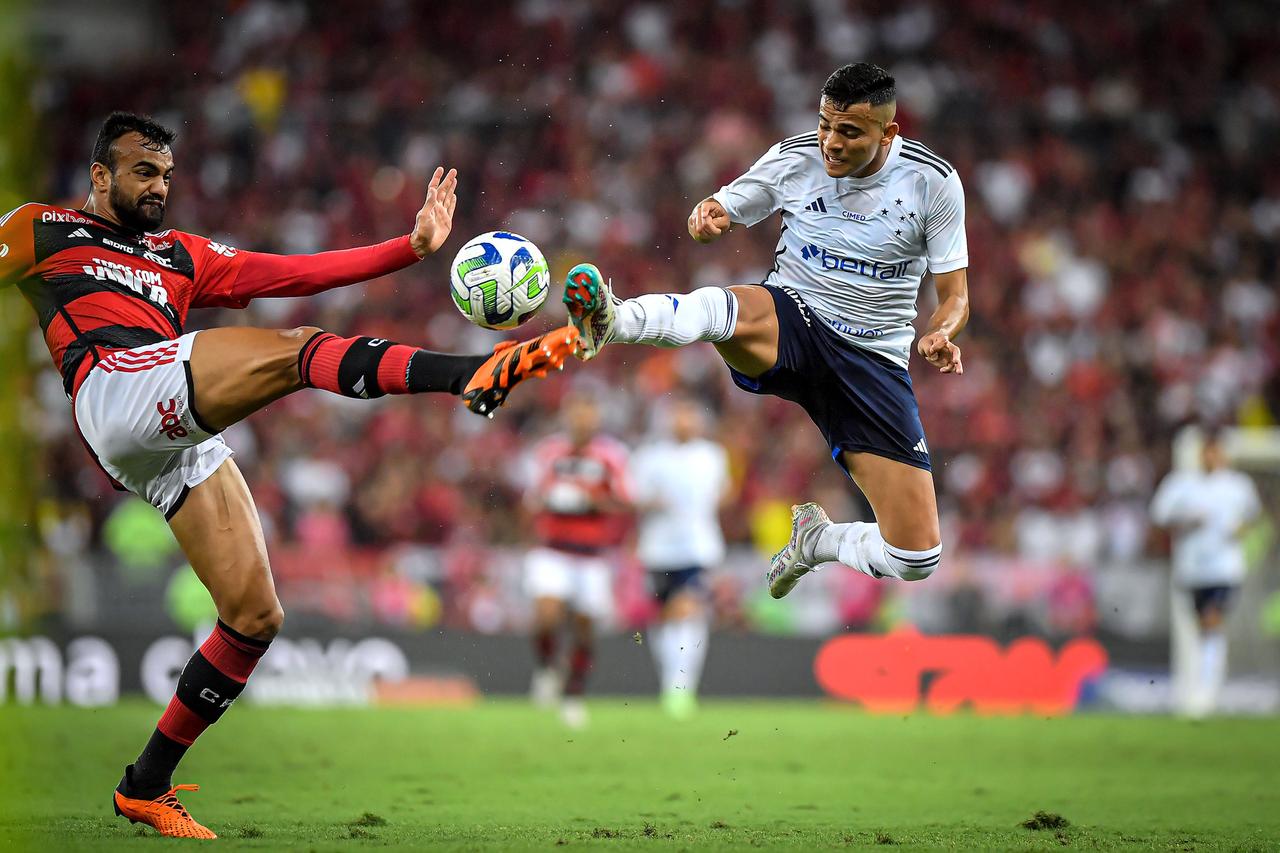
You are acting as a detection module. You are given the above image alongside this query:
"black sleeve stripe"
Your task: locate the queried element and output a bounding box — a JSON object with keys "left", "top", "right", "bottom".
{"left": 779, "top": 141, "right": 820, "bottom": 154}
{"left": 902, "top": 138, "right": 950, "bottom": 163}
{"left": 900, "top": 151, "right": 950, "bottom": 178}
{"left": 901, "top": 140, "right": 953, "bottom": 172}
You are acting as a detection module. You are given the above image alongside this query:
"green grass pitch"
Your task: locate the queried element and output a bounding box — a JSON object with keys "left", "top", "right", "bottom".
{"left": 1, "top": 699, "right": 1278, "bottom": 850}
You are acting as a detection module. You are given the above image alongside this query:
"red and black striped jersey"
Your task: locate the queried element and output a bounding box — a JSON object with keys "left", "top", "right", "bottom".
{"left": 527, "top": 434, "right": 633, "bottom": 554}
{"left": 0, "top": 202, "right": 421, "bottom": 397}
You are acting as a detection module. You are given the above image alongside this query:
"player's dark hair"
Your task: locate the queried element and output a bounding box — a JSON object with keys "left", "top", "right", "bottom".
{"left": 821, "top": 63, "right": 896, "bottom": 109}
{"left": 91, "top": 111, "right": 176, "bottom": 171}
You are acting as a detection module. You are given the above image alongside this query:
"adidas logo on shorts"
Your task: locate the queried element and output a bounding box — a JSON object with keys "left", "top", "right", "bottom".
{"left": 803, "top": 196, "right": 828, "bottom": 213}
{"left": 913, "top": 437, "right": 929, "bottom": 455}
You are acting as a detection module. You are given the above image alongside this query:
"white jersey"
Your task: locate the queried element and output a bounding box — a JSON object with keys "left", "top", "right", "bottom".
{"left": 631, "top": 438, "right": 729, "bottom": 570}
{"left": 713, "top": 132, "right": 968, "bottom": 368}
{"left": 1150, "top": 468, "right": 1262, "bottom": 587}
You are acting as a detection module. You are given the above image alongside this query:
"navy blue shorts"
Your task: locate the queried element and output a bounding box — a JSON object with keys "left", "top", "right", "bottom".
{"left": 729, "top": 285, "right": 931, "bottom": 472}
{"left": 1191, "top": 585, "right": 1236, "bottom": 617}
{"left": 647, "top": 566, "right": 705, "bottom": 605}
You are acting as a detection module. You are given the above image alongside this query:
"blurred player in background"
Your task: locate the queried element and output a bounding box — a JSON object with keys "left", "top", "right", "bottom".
{"left": 0, "top": 112, "right": 578, "bottom": 838}
{"left": 631, "top": 397, "right": 730, "bottom": 719}
{"left": 1150, "top": 432, "right": 1262, "bottom": 717}
{"left": 524, "top": 393, "right": 632, "bottom": 728}
{"left": 564, "top": 63, "right": 967, "bottom": 598}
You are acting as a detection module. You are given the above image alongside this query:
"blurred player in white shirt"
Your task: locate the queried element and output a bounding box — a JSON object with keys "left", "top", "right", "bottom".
{"left": 631, "top": 397, "right": 731, "bottom": 719}
{"left": 523, "top": 394, "right": 632, "bottom": 728}
{"left": 1150, "top": 433, "right": 1262, "bottom": 717}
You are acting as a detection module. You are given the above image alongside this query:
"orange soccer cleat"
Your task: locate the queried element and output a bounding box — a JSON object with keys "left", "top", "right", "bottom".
{"left": 462, "top": 325, "right": 580, "bottom": 417}
{"left": 113, "top": 783, "right": 217, "bottom": 840}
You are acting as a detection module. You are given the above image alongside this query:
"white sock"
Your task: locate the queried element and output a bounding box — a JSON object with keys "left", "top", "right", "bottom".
{"left": 666, "top": 618, "right": 709, "bottom": 694}
{"left": 648, "top": 624, "right": 670, "bottom": 688}
{"left": 1198, "top": 632, "right": 1227, "bottom": 713}
{"left": 614, "top": 287, "right": 738, "bottom": 347}
{"left": 655, "top": 623, "right": 684, "bottom": 693}
{"left": 811, "top": 521, "right": 941, "bottom": 581}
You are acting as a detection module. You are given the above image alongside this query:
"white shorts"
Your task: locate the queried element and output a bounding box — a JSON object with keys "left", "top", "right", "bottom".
{"left": 74, "top": 332, "right": 233, "bottom": 519}
{"left": 524, "top": 547, "right": 614, "bottom": 620}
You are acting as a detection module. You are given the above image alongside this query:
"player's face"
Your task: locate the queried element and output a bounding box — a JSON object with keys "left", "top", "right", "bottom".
{"left": 105, "top": 132, "right": 174, "bottom": 231}
{"left": 1202, "top": 442, "right": 1226, "bottom": 471}
{"left": 564, "top": 397, "right": 600, "bottom": 443}
{"left": 670, "top": 401, "right": 703, "bottom": 442}
{"left": 817, "top": 99, "right": 895, "bottom": 179}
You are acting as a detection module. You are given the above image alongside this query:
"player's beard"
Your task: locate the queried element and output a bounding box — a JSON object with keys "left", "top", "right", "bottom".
{"left": 109, "top": 180, "right": 165, "bottom": 232}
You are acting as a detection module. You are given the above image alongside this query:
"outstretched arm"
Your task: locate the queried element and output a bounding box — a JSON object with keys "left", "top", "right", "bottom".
{"left": 193, "top": 167, "right": 458, "bottom": 307}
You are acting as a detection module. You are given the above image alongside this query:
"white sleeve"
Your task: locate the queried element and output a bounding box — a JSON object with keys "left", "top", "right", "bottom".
{"left": 1150, "top": 473, "right": 1188, "bottom": 526}
{"left": 714, "top": 445, "right": 731, "bottom": 498}
{"left": 1240, "top": 474, "right": 1263, "bottom": 523}
{"left": 924, "top": 170, "right": 969, "bottom": 274}
{"left": 711, "top": 144, "right": 790, "bottom": 227}
{"left": 630, "top": 448, "right": 656, "bottom": 503}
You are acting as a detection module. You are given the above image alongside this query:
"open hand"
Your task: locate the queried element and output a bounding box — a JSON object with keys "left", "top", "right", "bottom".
{"left": 918, "top": 332, "right": 963, "bottom": 374}
{"left": 688, "top": 198, "right": 732, "bottom": 243}
{"left": 410, "top": 167, "right": 458, "bottom": 258}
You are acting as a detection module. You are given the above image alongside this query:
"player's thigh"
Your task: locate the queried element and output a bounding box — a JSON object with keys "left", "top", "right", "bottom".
{"left": 841, "top": 450, "right": 941, "bottom": 551}
{"left": 187, "top": 326, "right": 322, "bottom": 432}
{"left": 526, "top": 548, "right": 573, "bottom": 613}
{"left": 713, "top": 284, "right": 780, "bottom": 378}
{"left": 662, "top": 588, "right": 704, "bottom": 622}
{"left": 168, "top": 457, "right": 283, "bottom": 640}
{"left": 533, "top": 596, "right": 567, "bottom": 626}
{"left": 569, "top": 557, "right": 614, "bottom": 625}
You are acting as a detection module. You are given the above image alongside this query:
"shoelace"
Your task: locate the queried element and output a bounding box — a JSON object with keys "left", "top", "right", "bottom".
{"left": 154, "top": 784, "right": 200, "bottom": 820}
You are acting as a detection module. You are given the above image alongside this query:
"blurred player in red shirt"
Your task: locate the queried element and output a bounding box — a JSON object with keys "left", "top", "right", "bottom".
{"left": 523, "top": 393, "right": 632, "bottom": 728}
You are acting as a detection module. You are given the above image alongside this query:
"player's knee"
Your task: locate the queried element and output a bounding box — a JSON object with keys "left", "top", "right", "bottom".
{"left": 222, "top": 593, "right": 285, "bottom": 641}
{"left": 282, "top": 325, "right": 323, "bottom": 343}
{"left": 883, "top": 540, "right": 942, "bottom": 582}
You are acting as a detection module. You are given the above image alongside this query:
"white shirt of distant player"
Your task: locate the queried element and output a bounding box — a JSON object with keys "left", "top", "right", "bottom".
{"left": 1150, "top": 467, "right": 1262, "bottom": 587}
{"left": 713, "top": 133, "right": 968, "bottom": 369}
{"left": 631, "top": 437, "right": 729, "bottom": 571}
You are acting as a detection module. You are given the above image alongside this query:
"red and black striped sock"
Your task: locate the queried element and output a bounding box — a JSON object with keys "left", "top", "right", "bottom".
{"left": 121, "top": 620, "right": 270, "bottom": 800}
{"left": 297, "top": 332, "right": 485, "bottom": 398}
{"left": 534, "top": 628, "right": 558, "bottom": 668}
{"left": 564, "top": 644, "right": 593, "bottom": 697}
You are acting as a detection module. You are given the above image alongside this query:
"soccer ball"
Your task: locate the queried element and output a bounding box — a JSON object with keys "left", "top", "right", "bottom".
{"left": 448, "top": 231, "right": 551, "bottom": 330}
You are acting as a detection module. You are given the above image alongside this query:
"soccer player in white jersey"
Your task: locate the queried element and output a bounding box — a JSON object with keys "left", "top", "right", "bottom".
{"left": 1150, "top": 432, "right": 1262, "bottom": 717}
{"left": 563, "top": 63, "right": 968, "bottom": 596}
{"left": 631, "top": 396, "right": 731, "bottom": 718}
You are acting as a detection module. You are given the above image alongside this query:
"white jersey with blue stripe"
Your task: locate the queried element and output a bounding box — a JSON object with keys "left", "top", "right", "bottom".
{"left": 712, "top": 133, "right": 968, "bottom": 369}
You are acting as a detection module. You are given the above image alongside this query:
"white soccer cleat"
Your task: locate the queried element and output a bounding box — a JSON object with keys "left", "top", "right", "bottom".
{"left": 767, "top": 502, "right": 831, "bottom": 599}
{"left": 560, "top": 697, "right": 589, "bottom": 729}
{"left": 530, "top": 667, "right": 562, "bottom": 709}
{"left": 562, "top": 263, "right": 620, "bottom": 361}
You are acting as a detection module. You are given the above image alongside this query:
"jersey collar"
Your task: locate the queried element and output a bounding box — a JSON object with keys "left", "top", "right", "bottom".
{"left": 78, "top": 208, "right": 148, "bottom": 238}
{"left": 835, "top": 135, "right": 902, "bottom": 192}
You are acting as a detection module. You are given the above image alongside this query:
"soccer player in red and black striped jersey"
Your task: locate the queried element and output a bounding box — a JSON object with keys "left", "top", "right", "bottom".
{"left": 0, "top": 112, "right": 579, "bottom": 838}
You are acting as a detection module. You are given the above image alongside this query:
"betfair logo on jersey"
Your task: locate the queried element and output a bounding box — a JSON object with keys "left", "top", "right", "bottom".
{"left": 799, "top": 244, "right": 908, "bottom": 280}
{"left": 82, "top": 258, "right": 170, "bottom": 306}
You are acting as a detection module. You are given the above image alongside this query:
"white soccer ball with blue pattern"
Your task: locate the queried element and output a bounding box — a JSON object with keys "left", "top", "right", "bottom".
{"left": 448, "top": 231, "right": 551, "bottom": 330}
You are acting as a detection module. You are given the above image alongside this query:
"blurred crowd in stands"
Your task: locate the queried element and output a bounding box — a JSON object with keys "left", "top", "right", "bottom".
{"left": 24, "top": 0, "right": 1280, "bottom": 635}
